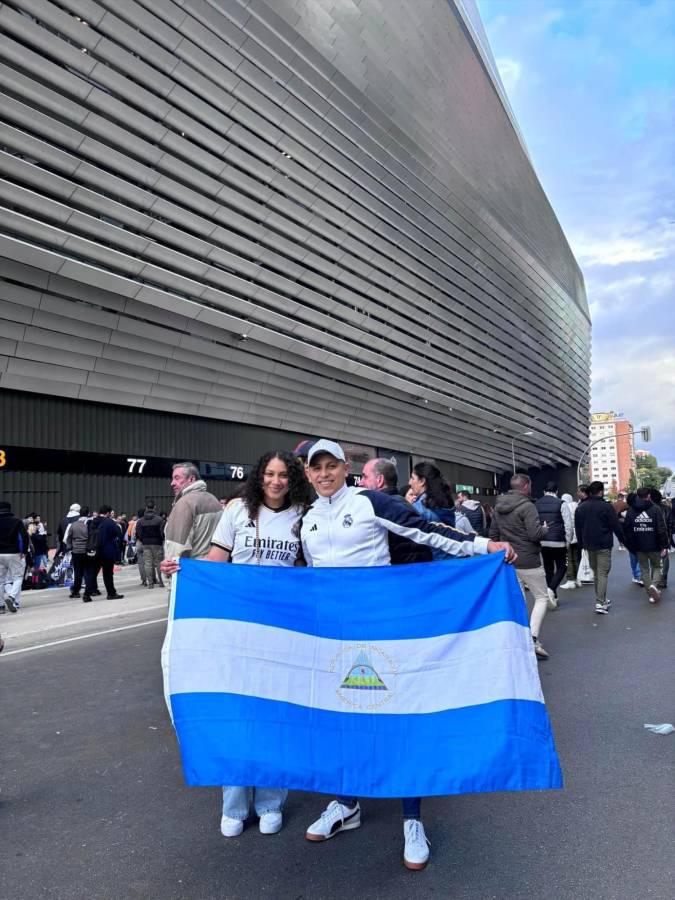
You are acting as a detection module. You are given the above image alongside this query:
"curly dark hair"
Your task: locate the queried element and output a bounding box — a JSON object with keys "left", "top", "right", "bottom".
{"left": 412, "top": 461, "right": 454, "bottom": 510}
{"left": 242, "top": 450, "right": 313, "bottom": 520}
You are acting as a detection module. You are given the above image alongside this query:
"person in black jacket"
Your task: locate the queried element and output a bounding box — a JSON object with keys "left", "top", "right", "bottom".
{"left": 535, "top": 482, "right": 573, "bottom": 607}
{"left": 83, "top": 506, "right": 124, "bottom": 602}
{"left": 135, "top": 502, "right": 166, "bottom": 589}
{"left": 0, "top": 501, "right": 29, "bottom": 613}
{"left": 574, "top": 481, "right": 624, "bottom": 614}
{"left": 649, "top": 489, "right": 671, "bottom": 589}
{"left": 624, "top": 488, "right": 669, "bottom": 603}
{"left": 360, "top": 458, "right": 432, "bottom": 564}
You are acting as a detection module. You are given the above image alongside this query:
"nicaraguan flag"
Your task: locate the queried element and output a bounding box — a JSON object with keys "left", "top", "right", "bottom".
{"left": 162, "top": 554, "right": 562, "bottom": 797}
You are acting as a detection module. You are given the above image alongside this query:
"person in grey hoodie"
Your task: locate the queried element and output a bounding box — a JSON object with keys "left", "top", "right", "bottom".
{"left": 489, "top": 474, "right": 550, "bottom": 659}
{"left": 65, "top": 506, "right": 90, "bottom": 599}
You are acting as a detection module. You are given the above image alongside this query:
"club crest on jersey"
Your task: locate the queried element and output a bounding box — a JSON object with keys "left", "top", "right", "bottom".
{"left": 342, "top": 514, "right": 353, "bottom": 528}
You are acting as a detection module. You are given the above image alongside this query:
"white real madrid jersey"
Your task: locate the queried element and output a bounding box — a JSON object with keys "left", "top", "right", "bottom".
{"left": 211, "top": 499, "right": 302, "bottom": 566}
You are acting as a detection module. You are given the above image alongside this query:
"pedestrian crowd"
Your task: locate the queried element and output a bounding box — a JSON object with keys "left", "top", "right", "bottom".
{"left": 1, "top": 441, "right": 673, "bottom": 871}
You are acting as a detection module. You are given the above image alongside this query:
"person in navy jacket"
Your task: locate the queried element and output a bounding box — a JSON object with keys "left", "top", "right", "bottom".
{"left": 83, "top": 506, "right": 124, "bottom": 602}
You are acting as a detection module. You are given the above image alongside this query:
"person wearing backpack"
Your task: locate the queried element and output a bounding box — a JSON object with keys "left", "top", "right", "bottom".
{"left": 82, "top": 506, "right": 124, "bottom": 602}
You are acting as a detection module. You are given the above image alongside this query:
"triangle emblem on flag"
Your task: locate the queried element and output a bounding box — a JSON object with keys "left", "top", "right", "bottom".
{"left": 341, "top": 649, "right": 388, "bottom": 691}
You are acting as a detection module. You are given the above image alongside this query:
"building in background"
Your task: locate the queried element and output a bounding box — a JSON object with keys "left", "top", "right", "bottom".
{"left": 589, "top": 413, "right": 636, "bottom": 493}
{"left": 0, "top": 0, "right": 590, "bottom": 524}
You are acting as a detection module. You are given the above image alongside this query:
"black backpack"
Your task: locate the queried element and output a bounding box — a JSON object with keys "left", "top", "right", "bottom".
{"left": 85, "top": 518, "right": 102, "bottom": 556}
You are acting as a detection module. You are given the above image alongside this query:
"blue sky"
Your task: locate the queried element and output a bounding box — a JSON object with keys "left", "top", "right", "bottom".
{"left": 476, "top": 0, "right": 675, "bottom": 470}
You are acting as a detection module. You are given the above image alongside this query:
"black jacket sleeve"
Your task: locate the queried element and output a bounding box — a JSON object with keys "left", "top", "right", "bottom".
{"left": 655, "top": 507, "right": 669, "bottom": 550}
{"left": 607, "top": 504, "right": 624, "bottom": 545}
{"left": 362, "top": 490, "right": 485, "bottom": 557}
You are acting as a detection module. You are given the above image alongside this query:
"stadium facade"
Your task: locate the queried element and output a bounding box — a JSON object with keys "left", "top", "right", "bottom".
{"left": 0, "top": 0, "right": 591, "bottom": 528}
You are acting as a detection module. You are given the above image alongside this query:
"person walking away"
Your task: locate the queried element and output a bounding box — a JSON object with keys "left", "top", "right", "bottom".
{"left": 619, "top": 493, "right": 644, "bottom": 586}
{"left": 489, "top": 474, "right": 550, "bottom": 658}
{"left": 649, "top": 490, "right": 671, "bottom": 589}
{"left": 623, "top": 489, "right": 668, "bottom": 602}
{"left": 300, "top": 440, "right": 516, "bottom": 871}
{"left": 83, "top": 506, "right": 124, "bottom": 602}
{"left": 559, "top": 493, "right": 581, "bottom": 589}
{"left": 457, "top": 490, "right": 488, "bottom": 536}
{"left": 0, "top": 501, "right": 29, "bottom": 613}
{"left": 162, "top": 450, "right": 314, "bottom": 838}
{"left": 162, "top": 463, "right": 222, "bottom": 564}
{"left": 574, "top": 482, "right": 624, "bottom": 614}
{"left": 135, "top": 503, "right": 165, "bottom": 589}
{"left": 535, "top": 482, "right": 572, "bottom": 608}
{"left": 65, "top": 507, "right": 91, "bottom": 599}
{"left": 56, "top": 503, "right": 81, "bottom": 554}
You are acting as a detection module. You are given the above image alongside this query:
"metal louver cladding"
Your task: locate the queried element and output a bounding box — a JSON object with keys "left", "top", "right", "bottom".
{"left": 0, "top": 0, "right": 591, "bottom": 472}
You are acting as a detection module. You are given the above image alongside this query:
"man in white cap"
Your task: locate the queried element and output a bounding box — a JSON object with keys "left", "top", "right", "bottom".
{"left": 299, "top": 439, "right": 516, "bottom": 870}
{"left": 57, "top": 503, "right": 81, "bottom": 554}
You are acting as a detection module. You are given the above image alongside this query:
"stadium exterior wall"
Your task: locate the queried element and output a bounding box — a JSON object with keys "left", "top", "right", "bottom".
{"left": 0, "top": 0, "right": 590, "bottom": 517}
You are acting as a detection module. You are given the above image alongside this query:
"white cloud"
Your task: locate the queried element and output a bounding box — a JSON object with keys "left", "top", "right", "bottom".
{"left": 572, "top": 220, "right": 675, "bottom": 267}
{"left": 592, "top": 342, "right": 675, "bottom": 470}
{"left": 496, "top": 57, "right": 522, "bottom": 95}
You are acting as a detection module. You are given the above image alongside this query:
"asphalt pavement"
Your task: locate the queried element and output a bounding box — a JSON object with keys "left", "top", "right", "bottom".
{"left": 1, "top": 554, "right": 673, "bottom": 900}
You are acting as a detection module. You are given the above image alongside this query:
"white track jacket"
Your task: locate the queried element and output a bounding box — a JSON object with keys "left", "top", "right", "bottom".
{"left": 301, "top": 485, "right": 490, "bottom": 567}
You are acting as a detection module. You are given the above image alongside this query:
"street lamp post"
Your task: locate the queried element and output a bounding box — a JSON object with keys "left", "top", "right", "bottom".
{"left": 511, "top": 431, "right": 534, "bottom": 475}
{"left": 577, "top": 426, "right": 651, "bottom": 488}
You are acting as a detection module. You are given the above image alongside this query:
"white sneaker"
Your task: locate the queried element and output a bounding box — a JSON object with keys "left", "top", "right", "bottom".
{"left": 259, "top": 811, "right": 283, "bottom": 834}
{"left": 403, "top": 819, "right": 430, "bottom": 870}
{"left": 559, "top": 581, "right": 576, "bottom": 590}
{"left": 533, "top": 639, "right": 549, "bottom": 659}
{"left": 648, "top": 585, "right": 661, "bottom": 604}
{"left": 220, "top": 815, "right": 244, "bottom": 837}
{"left": 546, "top": 587, "right": 558, "bottom": 610}
{"left": 305, "top": 800, "right": 361, "bottom": 841}
{"left": 595, "top": 602, "right": 610, "bottom": 615}
{"left": 632, "top": 578, "right": 644, "bottom": 586}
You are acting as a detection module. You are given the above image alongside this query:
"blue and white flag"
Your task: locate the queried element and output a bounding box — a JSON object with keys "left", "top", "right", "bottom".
{"left": 162, "top": 554, "right": 562, "bottom": 797}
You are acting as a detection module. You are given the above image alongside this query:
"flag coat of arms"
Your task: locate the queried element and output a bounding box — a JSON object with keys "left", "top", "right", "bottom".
{"left": 162, "top": 554, "right": 562, "bottom": 797}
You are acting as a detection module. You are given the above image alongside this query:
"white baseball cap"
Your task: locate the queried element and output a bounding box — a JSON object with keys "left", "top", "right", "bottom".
{"left": 306, "top": 439, "right": 346, "bottom": 464}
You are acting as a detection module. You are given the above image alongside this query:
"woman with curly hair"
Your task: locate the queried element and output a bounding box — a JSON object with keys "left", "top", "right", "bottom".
{"left": 161, "top": 449, "right": 312, "bottom": 838}
{"left": 408, "top": 462, "right": 473, "bottom": 559}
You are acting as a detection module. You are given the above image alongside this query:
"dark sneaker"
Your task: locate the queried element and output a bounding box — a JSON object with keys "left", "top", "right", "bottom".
{"left": 107, "top": 593, "right": 124, "bottom": 600}
{"left": 305, "top": 801, "right": 361, "bottom": 841}
{"left": 5, "top": 597, "right": 17, "bottom": 613}
{"left": 91, "top": 590, "right": 101, "bottom": 597}
{"left": 69, "top": 592, "right": 80, "bottom": 599}
{"left": 82, "top": 594, "right": 92, "bottom": 603}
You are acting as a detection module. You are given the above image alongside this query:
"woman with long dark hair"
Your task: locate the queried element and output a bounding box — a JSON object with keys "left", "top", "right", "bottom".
{"left": 162, "top": 449, "right": 313, "bottom": 838}
{"left": 408, "top": 462, "right": 472, "bottom": 559}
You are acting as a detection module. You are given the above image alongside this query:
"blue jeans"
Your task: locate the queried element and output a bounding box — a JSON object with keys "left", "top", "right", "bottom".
{"left": 222, "top": 786, "right": 287, "bottom": 821}
{"left": 338, "top": 795, "right": 421, "bottom": 819}
{"left": 629, "top": 552, "right": 642, "bottom": 580}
